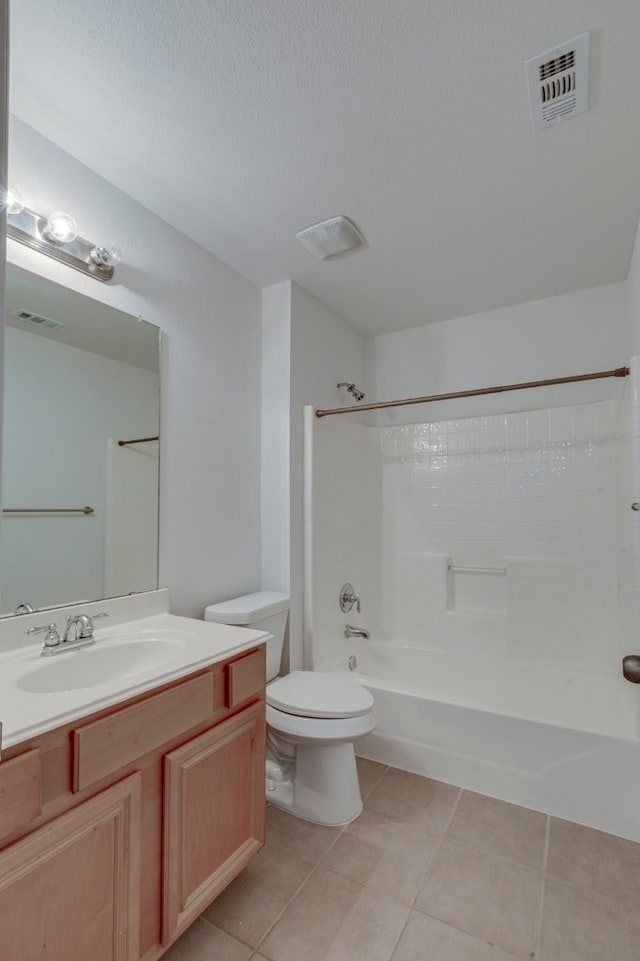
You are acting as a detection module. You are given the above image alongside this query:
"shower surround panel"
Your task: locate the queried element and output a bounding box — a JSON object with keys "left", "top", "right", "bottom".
{"left": 378, "top": 401, "right": 619, "bottom": 674}
{"left": 305, "top": 396, "right": 639, "bottom": 839}
{"left": 309, "top": 401, "right": 621, "bottom": 677}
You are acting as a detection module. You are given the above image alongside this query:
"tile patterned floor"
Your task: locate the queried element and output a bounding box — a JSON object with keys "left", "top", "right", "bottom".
{"left": 163, "top": 758, "right": 640, "bottom": 961}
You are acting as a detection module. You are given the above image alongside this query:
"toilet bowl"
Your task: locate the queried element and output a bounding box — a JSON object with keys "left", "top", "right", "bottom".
{"left": 205, "top": 592, "right": 376, "bottom": 826}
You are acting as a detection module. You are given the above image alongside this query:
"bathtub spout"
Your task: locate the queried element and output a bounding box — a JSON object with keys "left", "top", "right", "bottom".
{"left": 345, "top": 624, "right": 370, "bottom": 640}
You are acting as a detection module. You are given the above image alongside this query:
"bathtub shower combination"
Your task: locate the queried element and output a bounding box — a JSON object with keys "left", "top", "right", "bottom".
{"left": 303, "top": 364, "right": 640, "bottom": 842}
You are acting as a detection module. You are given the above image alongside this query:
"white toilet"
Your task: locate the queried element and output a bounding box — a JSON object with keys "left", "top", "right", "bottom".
{"left": 205, "top": 591, "right": 376, "bottom": 826}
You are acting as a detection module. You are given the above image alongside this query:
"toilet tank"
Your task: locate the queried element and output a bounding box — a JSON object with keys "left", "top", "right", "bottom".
{"left": 204, "top": 591, "right": 289, "bottom": 681}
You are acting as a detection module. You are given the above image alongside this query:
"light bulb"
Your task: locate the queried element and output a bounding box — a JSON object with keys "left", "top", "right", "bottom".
{"left": 89, "top": 242, "right": 122, "bottom": 269}
{"left": 44, "top": 211, "right": 78, "bottom": 244}
{"left": 4, "top": 184, "right": 25, "bottom": 215}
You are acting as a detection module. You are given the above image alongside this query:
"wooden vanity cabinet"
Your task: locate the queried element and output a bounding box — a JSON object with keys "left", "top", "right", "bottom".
{"left": 0, "top": 644, "right": 266, "bottom": 961}
{"left": 0, "top": 773, "right": 141, "bottom": 961}
{"left": 163, "top": 700, "right": 264, "bottom": 942}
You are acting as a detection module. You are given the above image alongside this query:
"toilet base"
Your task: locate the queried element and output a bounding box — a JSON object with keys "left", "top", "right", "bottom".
{"left": 266, "top": 742, "right": 363, "bottom": 826}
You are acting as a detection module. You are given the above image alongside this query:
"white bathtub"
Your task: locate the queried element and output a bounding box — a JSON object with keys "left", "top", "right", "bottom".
{"left": 335, "top": 643, "right": 640, "bottom": 841}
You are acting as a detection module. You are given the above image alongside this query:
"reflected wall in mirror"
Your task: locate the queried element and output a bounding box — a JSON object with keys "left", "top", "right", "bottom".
{"left": 1, "top": 264, "right": 161, "bottom": 615}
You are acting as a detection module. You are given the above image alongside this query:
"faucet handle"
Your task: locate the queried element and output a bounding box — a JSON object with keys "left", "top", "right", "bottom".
{"left": 71, "top": 611, "right": 108, "bottom": 637}
{"left": 25, "top": 623, "right": 61, "bottom": 649}
{"left": 339, "top": 583, "right": 361, "bottom": 614}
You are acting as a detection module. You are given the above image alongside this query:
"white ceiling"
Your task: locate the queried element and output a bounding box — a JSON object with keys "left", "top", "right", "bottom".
{"left": 9, "top": 1, "right": 640, "bottom": 335}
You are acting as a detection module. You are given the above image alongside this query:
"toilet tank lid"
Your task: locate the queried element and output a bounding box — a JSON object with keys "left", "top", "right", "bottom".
{"left": 205, "top": 590, "right": 290, "bottom": 624}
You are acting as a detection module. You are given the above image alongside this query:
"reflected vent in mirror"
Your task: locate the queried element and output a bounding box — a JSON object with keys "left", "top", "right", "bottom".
{"left": 10, "top": 309, "right": 65, "bottom": 331}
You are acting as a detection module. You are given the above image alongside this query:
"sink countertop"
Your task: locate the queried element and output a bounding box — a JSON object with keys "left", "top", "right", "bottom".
{"left": 0, "top": 612, "right": 268, "bottom": 750}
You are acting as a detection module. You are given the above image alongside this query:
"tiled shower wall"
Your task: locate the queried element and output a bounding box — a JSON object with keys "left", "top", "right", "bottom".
{"left": 309, "top": 398, "right": 630, "bottom": 678}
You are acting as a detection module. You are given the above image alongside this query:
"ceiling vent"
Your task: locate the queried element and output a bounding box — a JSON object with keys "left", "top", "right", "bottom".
{"left": 296, "top": 216, "right": 365, "bottom": 260}
{"left": 525, "top": 32, "right": 590, "bottom": 131}
{"left": 10, "top": 308, "right": 65, "bottom": 331}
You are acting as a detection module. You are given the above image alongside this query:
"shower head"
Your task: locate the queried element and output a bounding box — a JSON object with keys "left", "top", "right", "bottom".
{"left": 337, "top": 382, "right": 365, "bottom": 402}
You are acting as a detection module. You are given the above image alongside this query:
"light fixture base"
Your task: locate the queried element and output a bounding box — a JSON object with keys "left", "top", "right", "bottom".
{"left": 7, "top": 206, "right": 116, "bottom": 282}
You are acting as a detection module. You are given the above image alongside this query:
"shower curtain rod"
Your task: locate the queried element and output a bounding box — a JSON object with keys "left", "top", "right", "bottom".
{"left": 315, "top": 367, "right": 630, "bottom": 418}
{"left": 118, "top": 435, "right": 159, "bottom": 447}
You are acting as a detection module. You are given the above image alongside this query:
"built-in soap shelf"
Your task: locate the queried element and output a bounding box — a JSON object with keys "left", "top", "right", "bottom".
{"left": 446, "top": 560, "right": 507, "bottom": 619}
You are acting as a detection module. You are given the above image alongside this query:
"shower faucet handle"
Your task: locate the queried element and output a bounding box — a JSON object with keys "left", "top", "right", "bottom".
{"left": 339, "top": 583, "right": 361, "bottom": 614}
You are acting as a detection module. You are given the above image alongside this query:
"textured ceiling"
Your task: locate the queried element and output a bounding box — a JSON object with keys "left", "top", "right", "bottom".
{"left": 9, "top": 1, "right": 640, "bottom": 334}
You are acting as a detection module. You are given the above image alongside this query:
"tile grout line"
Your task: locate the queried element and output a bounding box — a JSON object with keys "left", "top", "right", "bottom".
{"left": 356, "top": 757, "right": 390, "bottom": 799}
{"left": 252, "top": 814, "right": 351, "bottom": 956}
{"left": 391, "top": 787, "right": 465, "bottom": 960}
{"left": 216, "top": 764, "right": 390, "bottom": 958}
{"left": 407, "top": 785, "right": 464, "bottom": 912}
{"left": 532, "top": 814, "right": 551, "bottom": 960}
{"left": 253, "top": 765, "right": 404, "bottom": 961}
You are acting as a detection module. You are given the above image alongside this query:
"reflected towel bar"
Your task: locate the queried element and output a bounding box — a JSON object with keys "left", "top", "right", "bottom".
{"left": 448, "top": 565, "right": 506, "bottom": 575}
{"left": 118, "top": 435, "right": 159, "bottom": 447}
{"left": 315, "top": 366, "right": 630, "bottom": 417}
{"left": 3, "top": 506, "right": 95, "bottom": 515}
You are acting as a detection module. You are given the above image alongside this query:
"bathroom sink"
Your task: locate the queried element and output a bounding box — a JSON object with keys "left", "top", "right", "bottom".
{"left": 16, "top": 635, "right": 191, "bottom": 694}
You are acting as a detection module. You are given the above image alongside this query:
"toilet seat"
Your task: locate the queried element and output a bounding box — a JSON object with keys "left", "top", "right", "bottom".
{"left": 267, "top": 671, "right": 374, "bottom": 719}
{"left": 266, "top": 703, "right": 376, "bottom": 744}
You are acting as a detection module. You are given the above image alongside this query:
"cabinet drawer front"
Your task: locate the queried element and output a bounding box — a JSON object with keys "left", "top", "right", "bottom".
{"left": 227, "top": 647, "right": 265, "bottom": 708}
{"left": 73, "top": 673, "right": 214, "bottom": 792}
{"left": 0, "top": 748, "right": 41, "bottom": 842}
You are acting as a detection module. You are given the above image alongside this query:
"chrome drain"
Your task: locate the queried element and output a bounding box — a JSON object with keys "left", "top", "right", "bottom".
{"left": 348, "top": 655, "right": 357, "bottom": 671}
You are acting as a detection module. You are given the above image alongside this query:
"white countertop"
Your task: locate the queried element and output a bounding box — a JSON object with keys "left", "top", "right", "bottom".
{"left": 0, "top": 611, "right": 268, "bottom": 750}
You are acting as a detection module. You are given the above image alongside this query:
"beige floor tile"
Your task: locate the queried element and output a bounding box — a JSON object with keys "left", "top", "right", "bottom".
{"left": 366, "top": 768, "right": 460, "bottom": 835}
{"left": 266, "top": 805, "right": 343, "bottom": 863}
{"left": 355, "top": 757, "right": 388, "bottom": 800}
{"left": 447, "top": 791, "right": 547, "bottom": 869}
{"left": 540, "top": 877, "right": 640, "bottom": 961}
{"left": 162, "top": 918, "right": 252, "bottom": 961}
{"left": 203, "top": 842, "right": 312, "bottom": 947}
{"left": 322, "top": 807, "right": 438, "bottom": 905}
{"left": 415, "top": 839, "right": 541, "bottom": 958}
{"left": 547, "top": 817, "right": 640, "bottom": 907}
{"left": 259, "top": 866, "right": 409, "bottom": 961}
{"left": 393, "top": 911, "right": 522, "bottom": 961}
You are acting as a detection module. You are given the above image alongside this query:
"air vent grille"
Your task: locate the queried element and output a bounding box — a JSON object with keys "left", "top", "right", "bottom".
{"left": 539, "top": 51, "right": 575, "bottom": 82}
{"left": 526, "top": 33, "right": 589, "bottom": 131}
{"left": 296, "top": 216, "right": 365, "bottom": 260}
{"left": 10, "top": 309, "right": 65, "bottom": 330}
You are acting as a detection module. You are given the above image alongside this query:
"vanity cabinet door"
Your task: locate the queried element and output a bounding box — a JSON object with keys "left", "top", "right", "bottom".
{"left": 162, "top": 701, "right": 265, "bottom": 944}
{"left": 0, "top": 772, "right": 141, "bottom": 961}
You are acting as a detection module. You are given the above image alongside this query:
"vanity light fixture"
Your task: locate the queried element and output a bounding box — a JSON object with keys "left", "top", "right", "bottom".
{"left": 4, "top": 188, "right": 121, "bottom": 282}
{"left": 42, "top": 210, "right": 78, "bottom": 244}
{"left": 5, "top": 184, "right": 25, "bottom": 215}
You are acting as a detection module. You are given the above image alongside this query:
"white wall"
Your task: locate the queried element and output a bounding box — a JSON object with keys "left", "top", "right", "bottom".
{"left": 6, "top": 117, "right": 262, "bottom": 617}
{"left": 307, "top": 413, "right": 379, "bottom": 670}
{"left": 2, "top": 326, "right": 158, "bottom": 612}
{"left": 367, "top": 282, "right": 630, "bottom": 423}
{"left": 628, "top": 218, "right": 640, "bottom": 356}
{"left": 289, "top": 284, "right": 366, "bottom": 669}
{"left": 260, "top": 281, "right": 366, "bottom": 669}
{"left": 261, "top": 281, "right": 291, "bottom": 596}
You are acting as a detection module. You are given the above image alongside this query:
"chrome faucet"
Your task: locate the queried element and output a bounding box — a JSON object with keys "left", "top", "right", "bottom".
{"left": 26, "top": 611, "right": 108, "bottom": 656}
{"left": 15, "top": 602, "right": 36, "bottom": 615}
{"left": 344, "top": 624, "right": 370, "bottom": 640}
{"left": 63, "top": 611, "right": 108, "bottom": 643}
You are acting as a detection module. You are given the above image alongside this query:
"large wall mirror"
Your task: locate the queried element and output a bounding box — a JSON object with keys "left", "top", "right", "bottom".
{"left": 1, "top": 263, "right": 161, "bottom": 615}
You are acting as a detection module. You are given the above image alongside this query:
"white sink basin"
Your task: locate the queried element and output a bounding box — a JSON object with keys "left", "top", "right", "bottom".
{"left": 16, "top": 633, "right": 193, "bottom": 694}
